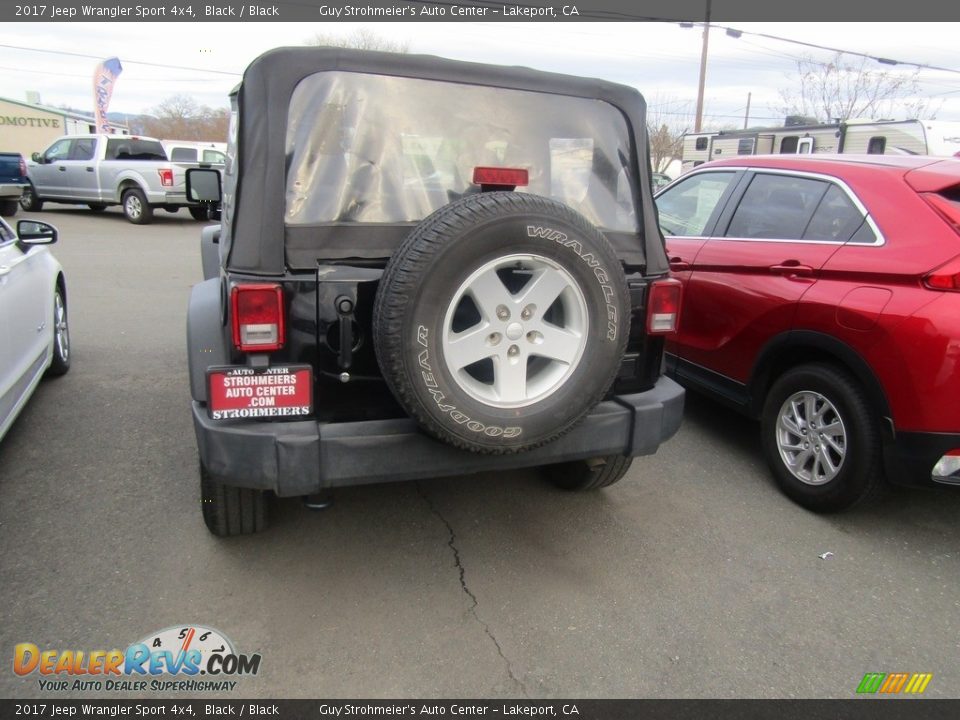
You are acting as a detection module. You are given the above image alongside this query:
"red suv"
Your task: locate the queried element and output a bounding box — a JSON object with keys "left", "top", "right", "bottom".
{"left": 656, "top": 155, "right": 960, "bottom": 511}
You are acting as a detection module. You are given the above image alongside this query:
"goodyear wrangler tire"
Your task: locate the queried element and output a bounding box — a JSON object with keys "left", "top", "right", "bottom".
{"left": 373, "top": 192, "right": 630, "bottom": 454}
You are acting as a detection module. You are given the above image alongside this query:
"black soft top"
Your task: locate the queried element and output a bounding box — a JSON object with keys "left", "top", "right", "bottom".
{"left": 223, "top": 46, "right": 667, "bottom": 276}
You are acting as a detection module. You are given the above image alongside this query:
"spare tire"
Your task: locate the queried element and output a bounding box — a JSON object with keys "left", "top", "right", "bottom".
{"left": 373, "top": 192, "right": 630, "bottom": 454}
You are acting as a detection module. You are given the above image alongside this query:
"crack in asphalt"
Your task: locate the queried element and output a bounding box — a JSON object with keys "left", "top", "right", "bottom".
{"left": 416, "top": 484, "right": 528, "bottom": 697}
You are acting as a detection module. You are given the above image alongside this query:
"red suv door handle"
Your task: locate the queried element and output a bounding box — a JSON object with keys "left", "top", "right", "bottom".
{"left": 769, "top": 262, "right": 814, "bottom": 276}
{"left": 669, "top": 257, "right": 690, "bottom": 271}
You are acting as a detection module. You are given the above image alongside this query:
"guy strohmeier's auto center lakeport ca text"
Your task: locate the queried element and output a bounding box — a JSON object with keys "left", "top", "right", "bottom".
{"left": 19, "top": 3, "right": 580, "bottom": 19}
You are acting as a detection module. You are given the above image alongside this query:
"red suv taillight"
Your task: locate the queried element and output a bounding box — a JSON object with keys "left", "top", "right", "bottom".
{"left": 18, "top": 156, "right": 26, "bottom": 178}
{"left": 231, "top": 284, "right": 285, "bottom": 352}
{"left": 924, "top": 255, "right": 960, "bottom": 291}
{"left": 158, "top": 168, "right": 174, "bottom": 187}
{"left": 647, "top": 277, "right": 682, "bottom": 335}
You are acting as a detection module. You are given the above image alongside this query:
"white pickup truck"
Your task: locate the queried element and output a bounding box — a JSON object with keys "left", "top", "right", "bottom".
{"left": 21, "top": 134, "right": 211, "bottom": 225}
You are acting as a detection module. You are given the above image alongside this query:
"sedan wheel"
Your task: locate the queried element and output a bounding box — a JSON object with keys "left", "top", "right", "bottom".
{"left": 47, "top": 287, "right": 71, "bottom": 376}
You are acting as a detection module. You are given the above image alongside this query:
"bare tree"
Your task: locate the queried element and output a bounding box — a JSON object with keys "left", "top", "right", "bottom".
{"left": 307, "top": 28, "right": 409, "bottom": 53}
{"left": 778, "top": 53, "right": 937, "bottom": 123}
{"left": 646, "top": 95, "right": 694, "bottom": 173}
{"left": 140, "top": 95, "right": 229, "bottom": 141}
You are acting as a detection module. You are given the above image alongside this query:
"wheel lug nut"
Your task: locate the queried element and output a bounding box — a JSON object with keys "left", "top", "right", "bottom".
{"left": 496, "top": 305, "right": 510, "bottom": 320}
{"left": 526, "top": 331, "right": 542, "bottom": 344}
{"left": 488, "top": 332, "right": 501, "bottom": 346}
{"left": 508, "top": 345, "right": 519, "bottom": 357}
{"left": 520, "top": 304, "right": 536, "bottom": 321}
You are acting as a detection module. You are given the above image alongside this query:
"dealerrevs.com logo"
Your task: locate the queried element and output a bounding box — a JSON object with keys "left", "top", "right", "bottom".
{"left": 13, "top": 625, "right": 261, "bottom": 692}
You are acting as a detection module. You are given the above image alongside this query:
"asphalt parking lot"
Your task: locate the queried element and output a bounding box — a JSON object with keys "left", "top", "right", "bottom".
{"left": 1, "top": 204, "right": 959, "bottom": 700}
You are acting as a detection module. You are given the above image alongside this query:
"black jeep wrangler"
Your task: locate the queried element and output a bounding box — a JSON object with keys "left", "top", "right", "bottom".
{"left": 186, "top": 47, "right": 684, "bottom": 536}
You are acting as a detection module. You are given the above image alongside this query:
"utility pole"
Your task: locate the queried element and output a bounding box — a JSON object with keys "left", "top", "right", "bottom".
{"left": 693, "top": 0, "right": 711, "bottom": 133}
{"left": 744, "top": 92, "right": 752, "bottom": 129}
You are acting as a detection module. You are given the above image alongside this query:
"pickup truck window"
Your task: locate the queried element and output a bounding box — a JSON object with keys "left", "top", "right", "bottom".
{"left": 170, "top": 147, "right": 198, "bottom": 162}
{"left": 45, "top": 139, "right": 72, "bottom": 162}
{"left": 105, "top": 138, "right": 167, "bottom": 161}
{"left": 202, "top": 150, "right": 226, "bottom": 164}
{"left": 71, "top": 138, "right": 96, "bottom": 161}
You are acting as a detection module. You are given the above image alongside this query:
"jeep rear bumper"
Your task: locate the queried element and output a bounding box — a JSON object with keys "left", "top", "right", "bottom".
{"left": 192, "top": 376, "right": 684, "bottom": 497}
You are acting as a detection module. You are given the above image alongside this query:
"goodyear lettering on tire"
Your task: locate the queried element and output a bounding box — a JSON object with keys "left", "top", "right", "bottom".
{"left": 416, "top": 325, "right": 522, "bottom": 438}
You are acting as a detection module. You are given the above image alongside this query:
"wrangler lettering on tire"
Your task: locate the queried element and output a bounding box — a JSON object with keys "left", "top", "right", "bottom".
{"left": 374, "top": 192, "right": 630, "bottom": 454}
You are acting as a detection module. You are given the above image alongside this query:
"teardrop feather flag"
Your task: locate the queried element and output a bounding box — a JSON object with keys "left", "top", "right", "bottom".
{"left": 92, "top": 57, "right": 123, "bottom": 133}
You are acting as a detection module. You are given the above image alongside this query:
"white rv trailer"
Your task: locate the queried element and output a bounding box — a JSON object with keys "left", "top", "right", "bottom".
{"left": 680, "top": 119, "right": 960, "bottom": 174}
{"left": 841, "top": 120, "right": 960, "bottom": 156}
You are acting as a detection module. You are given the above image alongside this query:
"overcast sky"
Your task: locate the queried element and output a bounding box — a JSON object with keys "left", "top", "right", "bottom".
{"left": 2, "top": 22, "right": 960, "bottom": 128}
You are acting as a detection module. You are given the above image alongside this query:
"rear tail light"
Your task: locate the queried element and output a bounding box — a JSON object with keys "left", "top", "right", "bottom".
{"left": 924, "top": 255, "right": 960, "bottom": 291}
{"left": 473, "top": 167, "right": 529, "bottom": 190}
{"left": 19, "top": 156, "right": 26, "bottom": 177}
{"left": 158, "top": 168, "right": 174, "bottom": 187}
{"left": 231, "top": 284, "right": 285, "bottom": 352}
{"left": 647, "top": 278, "right": 683, "bottom": 335}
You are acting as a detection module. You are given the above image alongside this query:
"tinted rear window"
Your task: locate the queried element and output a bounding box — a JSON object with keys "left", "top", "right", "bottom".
{"left": 803, "top": 184, "right": 868, "bottom": 242}
{"left": 105, "top": 138, "right": 166, "bottom": 161}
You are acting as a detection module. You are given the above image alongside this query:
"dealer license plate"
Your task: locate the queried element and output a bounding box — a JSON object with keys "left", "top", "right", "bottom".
{"left": 207, "top": 365, "right": 313, "bottom": 420}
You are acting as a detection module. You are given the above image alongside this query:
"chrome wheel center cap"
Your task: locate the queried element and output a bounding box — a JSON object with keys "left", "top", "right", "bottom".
{"left": 505, "top": 322, "right": 524, "bottom": 341}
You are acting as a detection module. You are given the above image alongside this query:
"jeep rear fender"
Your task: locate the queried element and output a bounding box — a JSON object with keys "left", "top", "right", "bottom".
{"left": 187, "top": 278, "right": 229, "bottom": 403}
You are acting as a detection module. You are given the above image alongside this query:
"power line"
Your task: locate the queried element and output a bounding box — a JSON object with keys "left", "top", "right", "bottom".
{"left": 0, "top": 64, "right": 228, "bottom": 83}
{"left": 0, "top": 43, "right": 241, "bottom": 77}
{"left": 700, "top": 23, "right": 960, "bottom": 76}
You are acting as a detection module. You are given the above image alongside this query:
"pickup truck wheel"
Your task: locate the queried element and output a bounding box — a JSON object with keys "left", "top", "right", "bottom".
{"left": 46, "top": 287, "right": 70, "bottom": 377}
{"left": 189, "top": 206, "right": 210, "bottom": 221}
{"left": 547, "top": 455, "right": 633, "bottom": 491}
{"left": 19, "top": 184, "right": 42, "bottom": 212}
{"left": 761, "top": 363, "right": 883, "bottom": 512}
{"left": 122, "top": 188, "right": 153, "bottom": 225}
{"left": 87, "top": 203, "right": 106, "bottom": 212}
{"left": 374, "top": 192, "right": 630, "bottom": 454}
{"left": 0, "top": 199, "right": 18, "bottom": 217}
{"left": 200, "top": 463, "right": 268, "bottom": 536}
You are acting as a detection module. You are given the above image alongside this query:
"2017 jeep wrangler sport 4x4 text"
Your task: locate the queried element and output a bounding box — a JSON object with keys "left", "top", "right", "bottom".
{"left": 186, "top": 47, "right": 685, "bottom": 536}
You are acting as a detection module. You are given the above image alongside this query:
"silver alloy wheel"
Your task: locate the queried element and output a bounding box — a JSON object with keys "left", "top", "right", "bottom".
{"left": 54, "top": 291, "right": 69, "bottom": 362}
{"left": 19, "top": 188, "right": 34, "bottom": 210}
{"left": 125, "top": 193, "right": 142, "bottom": 219}
{"left": 441, "top": 253, "right": 588, "bottom": 408}
{"left": 776, "top": 390, "right": 846, "bottom": 485}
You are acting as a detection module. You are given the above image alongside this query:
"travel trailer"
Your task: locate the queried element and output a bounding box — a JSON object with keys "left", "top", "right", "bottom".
{"left": 680, "top": 119, "right": 960, "bottom": 174}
